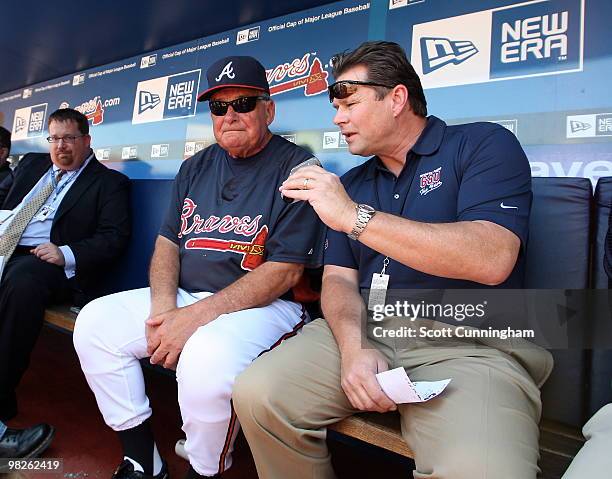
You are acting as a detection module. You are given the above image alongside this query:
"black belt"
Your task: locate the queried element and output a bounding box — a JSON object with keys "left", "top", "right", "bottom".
{"left": 13, "top": 245, "right": 34, "bottom": 256}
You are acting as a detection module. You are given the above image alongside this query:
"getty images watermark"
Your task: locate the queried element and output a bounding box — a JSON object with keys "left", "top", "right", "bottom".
{"left": 369, "top": 299, "right": 536, "bottom": 340}
{"left": 360, "top": 289, "right": 612, "bottom": 349}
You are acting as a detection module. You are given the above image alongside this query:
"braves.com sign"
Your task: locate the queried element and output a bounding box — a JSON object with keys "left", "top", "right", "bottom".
{"left": 411, "top": 0, "right": 583, "bottom": 88}
{"left": 132, "top": 69, "right": 201, "bottom": 124}
{"left": 11, "top": 103, "right": 48, "bottom": 141}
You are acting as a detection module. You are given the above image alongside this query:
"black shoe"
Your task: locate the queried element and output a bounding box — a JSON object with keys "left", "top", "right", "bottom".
{"left": 112, "top": 459, "right": 169, "bottom": 479}
{"left": 0, "top": 423, "right": 54, "bottom": 458}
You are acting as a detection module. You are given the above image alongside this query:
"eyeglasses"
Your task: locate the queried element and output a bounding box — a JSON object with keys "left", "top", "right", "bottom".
{"left": 327, "top": 80, "right": 395, "bottom": 103}
{"left": 208, "top": 95, "right": 269, "bottom": 116}
{"left": 46, "top": 135, "right": 85, "bottom": 144}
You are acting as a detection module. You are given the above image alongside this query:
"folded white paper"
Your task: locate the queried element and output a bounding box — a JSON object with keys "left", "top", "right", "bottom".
{"left": 375, "top": 367, "right": 451, "bottom": 404}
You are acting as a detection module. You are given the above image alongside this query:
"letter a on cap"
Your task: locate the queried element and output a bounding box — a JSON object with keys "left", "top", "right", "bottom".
{"left": 216, "top": 62, "right": 236, "bottom": 81}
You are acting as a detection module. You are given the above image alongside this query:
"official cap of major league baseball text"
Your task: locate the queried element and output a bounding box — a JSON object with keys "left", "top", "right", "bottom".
{"left": 197, "top": 56, "right": 270, "bottom": 102}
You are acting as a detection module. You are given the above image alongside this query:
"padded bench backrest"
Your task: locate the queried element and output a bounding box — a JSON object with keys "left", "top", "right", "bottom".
{"left": 589, "top": 177, "right": 612, "bottom": 416}
{"left": 593, "top": 177, "right": 612, "bottom": 288}
{"left": 526, "top": 177, "right": 593, "bottom": 427}
{"left": 99, "top": 179, "right": 174, "bottom": 295}
{"left": 526, "top": 177, "right": 592, "bottom": 288}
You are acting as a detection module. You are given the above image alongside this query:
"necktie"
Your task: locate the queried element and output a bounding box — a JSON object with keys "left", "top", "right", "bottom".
{"left": 0, "top": 169, "right": 66, "bottom": 262}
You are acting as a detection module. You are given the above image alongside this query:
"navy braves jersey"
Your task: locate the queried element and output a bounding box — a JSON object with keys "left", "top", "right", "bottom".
{"left": 160, "top": 135, "right": 325, "bottom": 294}
{"left": 324, "top": 116, "right": 532, "bottom": 289}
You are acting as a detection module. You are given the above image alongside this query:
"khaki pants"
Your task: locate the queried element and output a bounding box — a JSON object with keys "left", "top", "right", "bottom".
{"left": 234, "top": 318, "right": 553, "bottom": 479}
{"left": 561, "top": 403, "right": 612, "bottom": 478}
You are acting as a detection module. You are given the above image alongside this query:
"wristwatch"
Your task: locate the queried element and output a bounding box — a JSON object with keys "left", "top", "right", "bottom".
{"left": 348, "top": 204, "right": 376, "bottom": 241}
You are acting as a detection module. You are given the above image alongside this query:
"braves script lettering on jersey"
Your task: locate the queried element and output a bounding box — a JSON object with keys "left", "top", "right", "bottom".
{"left": 160, "top": 134, "right": 326, "bottom": 294}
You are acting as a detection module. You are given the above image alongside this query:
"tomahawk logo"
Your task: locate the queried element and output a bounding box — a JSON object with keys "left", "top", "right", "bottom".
{"left": 420, "top": 37, "right": 479, "bottom": 74}
{"left": 570, "top": 120, "right": 591, "bottom": 133}
{"left": 139, "top": 91, "right": 161, "bottom": 113}
{"left": 185, "top": 226, "right": 268, "bottom": 271}
{"left": 215, "top": 62, "right": 236, "bottom": 81}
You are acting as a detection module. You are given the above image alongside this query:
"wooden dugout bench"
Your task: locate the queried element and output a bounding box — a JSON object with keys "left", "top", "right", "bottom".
{"left": 43, "top": 305, "right": 584, "bottom": 478}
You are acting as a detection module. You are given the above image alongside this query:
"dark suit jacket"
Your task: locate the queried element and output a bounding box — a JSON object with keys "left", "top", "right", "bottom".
{"left": 0, "top": 163, "right": 12, "bottom": 186}
{"left": 0, "top": 152, "right": 131, "bottom": 302}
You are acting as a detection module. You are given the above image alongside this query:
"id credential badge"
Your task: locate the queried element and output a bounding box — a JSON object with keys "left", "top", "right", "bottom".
{"left": 368, "top": 257, "right": 390, "bottom": 311}
{"left": 34, "top": 205, "right": 55, "bottom": 222}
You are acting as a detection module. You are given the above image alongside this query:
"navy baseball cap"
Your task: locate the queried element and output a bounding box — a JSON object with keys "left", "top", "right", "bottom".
{"left": 197, "top": 56, "right": 270, "bottom": 102}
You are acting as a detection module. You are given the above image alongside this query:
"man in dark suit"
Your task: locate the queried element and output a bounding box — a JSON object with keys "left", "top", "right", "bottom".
{"left": 0, "top": 108, "right": 130, "bottom": 434}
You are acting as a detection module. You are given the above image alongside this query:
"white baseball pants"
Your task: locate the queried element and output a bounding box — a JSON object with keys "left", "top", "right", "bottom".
{"left": 73, "top": 287, "right": 306, "bottom": 476}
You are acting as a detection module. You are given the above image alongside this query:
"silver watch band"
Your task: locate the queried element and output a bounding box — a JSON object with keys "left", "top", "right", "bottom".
{"left": 348, "top": 204, "right": 376, "bottom": 241}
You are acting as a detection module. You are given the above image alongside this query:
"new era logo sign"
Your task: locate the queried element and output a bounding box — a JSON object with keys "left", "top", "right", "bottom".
{"left": 567, "top": 113, "right": 612, "bottom": 138}
{"left": 73, "top": 74, "right": 85, "bottom": 86}
{"left": 236, "top": 26, "right": 260, "bottom": 45}
{"left": 11, "top": 103, "right": 48, "bottom": 141}
{"left": 597, "top": 115, "right": 612, "bottom": 134}
{"left": 121, "top": 146, "right": 138, "bottom": 160}
{"left": 388, "top": 0, "right": 425, "bottom": 9}
{"left": 420, "top": 37, "right": 479, "bottom": 74}
{"left": 412, "top": 0, "right": 583, "bottom": 89}
{"left": 140, "top": 54, "right": 157, "bottom": 69}
{"left": 132, "top": 70, "right": 201, "bottom": 124}
{"left": 570, "top": 120, "right": 591, "bottom": 133}
{"left": 323, "top": 132, "right": 340, "bottom": 149}
{"left": 151, "top": 144, "right": 169, "bottom": 158}
{"left": 139, "top": 91, "right": 161, "bottom": 113}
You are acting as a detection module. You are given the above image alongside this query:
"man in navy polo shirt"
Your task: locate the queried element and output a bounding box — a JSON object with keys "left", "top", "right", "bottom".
{"left": 234, "top": 41, "right": 553, "bottom": 479}
{"left": 74, "top": 56, "right": 325, "bottom": 479}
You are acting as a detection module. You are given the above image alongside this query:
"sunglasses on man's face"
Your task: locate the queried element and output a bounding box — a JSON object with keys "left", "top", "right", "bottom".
{"left": 208, "top": 95, "right": 269, "bottom": 116}
{"left": 327, "top": 80, "right": 395, "bottom": 103}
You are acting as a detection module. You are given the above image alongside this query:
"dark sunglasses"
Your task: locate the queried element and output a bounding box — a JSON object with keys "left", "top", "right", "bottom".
{"left": 208, "top": 95, "right": 270, "bottom": 116}
{"left": 327, "top": 80, "right": 395, "bottom": 103}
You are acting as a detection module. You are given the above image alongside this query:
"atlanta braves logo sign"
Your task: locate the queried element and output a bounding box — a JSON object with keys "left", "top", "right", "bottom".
{"left": 266, "top": 53, "right": 329, "bottom": 97}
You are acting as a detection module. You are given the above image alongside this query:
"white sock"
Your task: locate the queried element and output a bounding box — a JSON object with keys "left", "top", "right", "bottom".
{"left": 152, "top": 443, "right": 163, "bottom": 475}
{"left": 124, "top": 456, "right": 144, "bottom": 473}
{"left": 124, "top": 444, "right": 162, "bottom": 476}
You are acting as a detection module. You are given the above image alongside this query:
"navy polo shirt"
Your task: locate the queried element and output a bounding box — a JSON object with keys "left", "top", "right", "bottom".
{"left": 324, "top": 116, "right": 532, "bottom": 290}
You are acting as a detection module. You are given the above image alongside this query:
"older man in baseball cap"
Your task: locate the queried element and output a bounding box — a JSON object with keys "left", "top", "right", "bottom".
{"left": 74, "top": 56, "right": 325, "bottom": 479}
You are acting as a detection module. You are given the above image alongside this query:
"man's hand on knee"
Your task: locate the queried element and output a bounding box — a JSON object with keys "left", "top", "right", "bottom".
{"left": 146, "top": 306, "right": 203, "bottom": 369}
{"left": 340, "top": 347, "right": 397, "bottom": 413}
{"left": 30, "top": 242, "right": 65, "bottom": 266}
{"left": 145, "top": 323, "right": 162, "bottom": 356}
